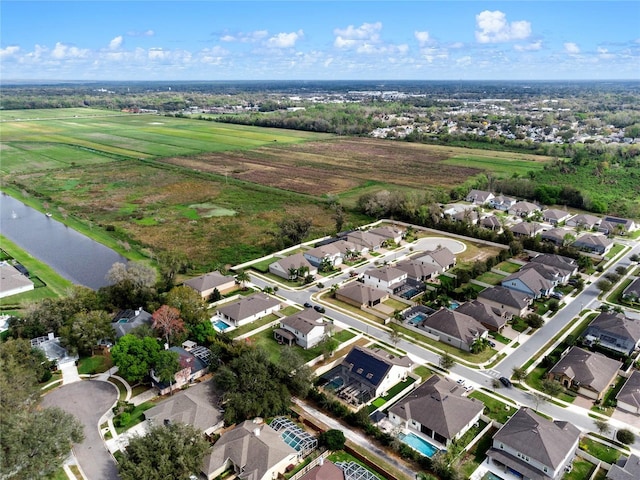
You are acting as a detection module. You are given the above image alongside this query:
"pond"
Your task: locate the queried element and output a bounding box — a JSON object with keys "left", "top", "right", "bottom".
{"left": 1, "top": 193, "right": 127, "bottom": 289}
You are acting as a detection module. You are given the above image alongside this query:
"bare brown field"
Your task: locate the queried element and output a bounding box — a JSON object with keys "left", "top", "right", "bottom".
{"left": 159, "top": 137, "right": 487, "bottom": 195}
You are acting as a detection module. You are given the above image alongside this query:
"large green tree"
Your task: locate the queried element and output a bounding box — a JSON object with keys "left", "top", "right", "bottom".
{"left": 59, "top": 309, "right": 113, "bottom": 356}
{"left": 111, "top": 334, "right": 161, "bottom": 384}
{"left": 118, "top": 423, "right": 210, "bottom": 480}
{"left": 0, "top": 340, "right": 84, "bottom": 479}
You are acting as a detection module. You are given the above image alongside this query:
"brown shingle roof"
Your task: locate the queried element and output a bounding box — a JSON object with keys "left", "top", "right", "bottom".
{"left": 550, "top": 347, "right": 621, "bottom": 393}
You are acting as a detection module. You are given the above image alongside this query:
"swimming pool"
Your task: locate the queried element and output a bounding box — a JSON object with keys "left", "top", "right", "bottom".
{"left": 325, "top": 376, "right": 344, "bottom": 390}
{"left": 449, "top": 301, "right": 460, "bottom": 310}
{"left": 408, "top": 313, "right": 427, "bottom": 325}
{"left": 117, "top": 318, "right": 129, "bottom": 324}
{"left": 399, "top": 432, "right": 439, "bottom": 457}
{"left": 213, "top": 319, "right": 231, "bottom": 331}
{"left": 482, "top": 472, "right": 504, "bottom": 480}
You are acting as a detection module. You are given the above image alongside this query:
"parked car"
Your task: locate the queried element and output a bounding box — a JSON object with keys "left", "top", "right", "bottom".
{"left": 499, "top": 376, "right": 513, "bottom": 388}
{"left": 314, "top": 305, "right": 326, "bottom": 313}
{"left": 456, "top": 378, "right": 465, "bottom": 385}
{"left": 550, "top": 292, "right": 564, "bottom": 300}
{"left": 488, "top": 341, "right": 496, "bottom": 348}
{"left": 464, "top": 385, "right": 474, "bottom": 393}
{"left": 304, "top": 302, "right": 313, "bottom": 308}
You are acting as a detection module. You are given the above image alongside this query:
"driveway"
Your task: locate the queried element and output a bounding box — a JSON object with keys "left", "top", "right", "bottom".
{"left": 42, "top": 380, "right": 119, "bottom": 480}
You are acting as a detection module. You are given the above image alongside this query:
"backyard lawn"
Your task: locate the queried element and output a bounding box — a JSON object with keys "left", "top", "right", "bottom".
{"left": 77, "top": 355, "right": 113, "bottom": 375}
{"left": 579, "top": 437, "right": 622, "bottom": 464}
{"left": 468, "top": 391, "right": 517, "bottom": 424}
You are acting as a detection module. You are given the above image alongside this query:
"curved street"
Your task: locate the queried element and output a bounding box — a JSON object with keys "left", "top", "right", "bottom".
{"left": 42, "top": 380, "right": 120, "bottom": 480}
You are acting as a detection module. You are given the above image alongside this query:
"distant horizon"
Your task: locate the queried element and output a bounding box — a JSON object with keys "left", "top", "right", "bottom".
{"left": 1, "top": 1, "right": 639, "bottom": 81}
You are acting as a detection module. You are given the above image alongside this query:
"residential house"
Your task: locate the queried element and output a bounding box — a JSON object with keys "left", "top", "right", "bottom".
{"left": 452, "top": 209, "right": 480, "bottom": 225}
{"left": 519, "top": 263, "right": 568, "bottom": 288}
{"left": 298, "top": 460, "right": 344, "bottom": 480}
{"left": 599, "top": 216, "right": 636, "bottom": 235}
{"left": 542, "top": 209, "right": 572, "bottom": 225}
{"left": 581, "top": 311, "right": 640, "bottom": 356}
{"left": 274, "top": 309, "right": 326, "bottom": 349}
{"left": 466, "top": 189, "right": 495, "bottom": 205}
{"left": 566, "top": 214, "right": 601, "bottom": 230}
{"left": 269, "top": 253, "right": 318, "bottom": 281}
{"left": 368, "top": 225, "right": 404, "bottom": 244}
{"left": 201, "top": 418, "right": 299, "bottom": 480}
{"left": 487, "top": 407, "right": 580, "bottom": 480}
{"left": 335, "top": 282, "right": 388, "bottom": 308}
{"left": 217, "top": 293, "right": 281, "bottom": 328}
{"left": 510, "top": 222, "right": 544, "bottom": 238}
{"left": 489, "top": 195, "right": 517, "bottom": 211}
{"left": 607, "top": 453, "right": 640, "bottom": 480}
{"left": 31, "top": 333, "right": 78, "bottom": 367}
{"left": 304, "top": 244, "right": 343, "bottom": 268}
{"left": 151, "top": 343, "right": 211, "bottom": 395}
{"left": 622, "top": 277, "right": 640, "bottom": 303}
{"left": 548, "top": 347, "right": 621, "bottom": 401}
{"left": 112, "top": 307, "right": 153, "bottom": 338}
{"left": 477, "top": 286, "right": 532, "bottom": 318}
{"left": 417, "top": 308, "right": 488, "bottom": 352}
{"left": 615, "top": 370, "right": 640, "bottom": 415}
{"left": 501, "top": 268, "right": 555, "bottom": 299}
{"left": 388, "top": 375, "right": 484, "bottom": 446}
{"left": 0, "top": 262, "right": 34, "bottom": 298}
{"left": 345, "top": 230, "right": 386, "bottom": 252}
{"left": 529, "top": 254, "right": 578, "bottom": 279}
{"left": 415, "top": 247, "right": 456, "bottom": 273}
{"left": 331, "top": 239, "right": 368, "bottom": 258}
{"left": 456, "top": 300, "right": 509, "bottom": 332}
{"left": 508, "top": 201, "right": 541, "bottom": 218}
{"left": 480, "top": 215, "right": 502, "bottom": 231}
{"left": 541, "top": 227, "right": 574, "bottom": 246}
{"left": 144, "top": 379, "right": 223, "bottom": 435}
{"left": 183, "top": 271, "right": 236, "bottom": 300}
{"left": 572, "top": 233, "right": 613, "bottom": 255}
{"left": 334, "top": 345, "right": 413, "bottom": 403}
{"left": 395, "top": 260, "right": 439, "bottom": 282}
{"left": 362, "top": 266, "right": 408, "bottom": 294}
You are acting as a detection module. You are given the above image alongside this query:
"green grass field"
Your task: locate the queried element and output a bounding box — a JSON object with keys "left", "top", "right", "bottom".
{"left": 0, "top": 107, "right": 125, "bottom": 121}
{"left": 0, "top": 113, "right": 330, "bottom": 174}
{"left": 443, "top": 153, "right": 548, "bottom": 177}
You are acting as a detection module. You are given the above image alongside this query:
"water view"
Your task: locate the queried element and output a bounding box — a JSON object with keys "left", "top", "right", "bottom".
{"left": 1, "top": 193, "right": 127, "bottom": 289}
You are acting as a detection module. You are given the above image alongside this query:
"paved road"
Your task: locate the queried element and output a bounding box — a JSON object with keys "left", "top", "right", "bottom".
{"left": 249, "top": 239, "right": 640, "bottom": 451}
{"left": 42, "top": 380, "right": 120, "bottom": 480}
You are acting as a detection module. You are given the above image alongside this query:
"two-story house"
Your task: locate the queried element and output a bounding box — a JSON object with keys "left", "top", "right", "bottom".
{"left": 362, "top": 265, "right": 408, "bottom": 295}
{"left": 274, "top": 309, "right": 326, "bottom": 349}
{"left": 581, "top": 311, "right": 640, "bottom": 356}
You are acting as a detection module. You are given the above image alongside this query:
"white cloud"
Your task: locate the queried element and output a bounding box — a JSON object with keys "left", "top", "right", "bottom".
{"left": 414, "top": 31, "right": 430, "bottom": 47}
{"left": 475, "top": 10, "right": 531, "bottom": 43}
{"left": 148, "top": 48, "right": 167, "bottom": 60}
{"left": 109, "top": 36, "right": 123, "bottom": 50}
{"left": 597, "top": 47, "right": 614, "bottom": 59}
{"left": 324, "top": 58, "right": 333, "bottom": 67}
{"left": 51, "top": 42, "right": 89, "bottom": 59}
{"left": 127, "top": 30, "right": 155, "bottom": 37}
{"left": 267, "top": 30, "right": 303, "bottom": 48}
{"left": 515, "top": 40, "right": 542, "bottom": 52}
{"left": 221, "top": 30, "right": 268, "bottom": 43}
{"left": 564, "top": 42, "right": 580, "bottom": 54}
{"left": 0, "top": 45, "right": 20, "bottom": 58}
{"left": 334, "top": 22, "right": 382, "bottom": 49}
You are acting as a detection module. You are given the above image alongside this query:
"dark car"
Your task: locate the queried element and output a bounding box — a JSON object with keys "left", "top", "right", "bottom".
{"left": 314, "top": 305, "right": 326, "bottom": 313}
{"left": 550, "top": 291, "right": 564, "bottom": 300}
{"left": 304, "top": 302, "right": 313, "bottom": 308}
{"left": 499, "top": 376, "right": 513, "bottom": 388}
{"left": 488, "top": 341, "right": 496, "bottom": 348}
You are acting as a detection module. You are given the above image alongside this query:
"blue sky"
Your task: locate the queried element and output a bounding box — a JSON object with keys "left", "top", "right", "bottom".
{"left": 1, "top": 1, "right": 639, "bottom": 81}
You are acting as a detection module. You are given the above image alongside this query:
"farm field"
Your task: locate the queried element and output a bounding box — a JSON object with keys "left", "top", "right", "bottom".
{"left": 159, "top": 137, "right": 554, "bottom": 197}
{"left": 0, "top": 113, "right": 331, "bottom": 174}
{"left": 0, "top": 107, "right": 125, "bottom": 121}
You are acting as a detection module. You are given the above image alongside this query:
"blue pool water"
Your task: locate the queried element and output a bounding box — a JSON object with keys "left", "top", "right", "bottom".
{"left": 214, "top": 319, "right": 231, "bottom": 331}
{"left": 399, "top": 432, "right": 439, "bottom": 457}
{"left": 326, "top": 376, "right": 344, "bottom": 390}
{"left": 449, "top": 301, "right": 460, "bottom": 310}
{"left": 482, "top": 472, "right": 504, "bottom": 480}
{"left": 408, "top": 313, "right": 427, "bottom": 325}
{"left": 117, "top": 319, "right": 129, "bottom": 324}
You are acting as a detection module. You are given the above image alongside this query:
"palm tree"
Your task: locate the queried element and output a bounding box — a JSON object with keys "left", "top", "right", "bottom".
{"left": 235, "top": 270, "right": 250, "bottom": 290}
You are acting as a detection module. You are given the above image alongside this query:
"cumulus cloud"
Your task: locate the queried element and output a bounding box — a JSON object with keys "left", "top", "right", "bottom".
{"left": 475, "top": 10, "right": 531, "bottom": 43}
{"left": 267, "top": 30, "right": 303, "bottom": 48}
{"left": 414, "top": 31, "right": 430, "bottom": 46}
{"left": 0, "top": 45, "right": 20, "bottom": 58}
{"left": 109, "top": 36, "right": 123, "bottom": 50}
{"left": 564, "top": 42, "right": 580, "bottom": 54}
{"left": 514, "top": 40, "right": 542, "bottom": 52}
{"left": 51, "top": 42, "right": 89, "bottom": 59}
{"left": 334, "top": 22, "right": 382, "bottom": 49}
{"left": 220, "top": 30, "right": 268, "bottom": 43}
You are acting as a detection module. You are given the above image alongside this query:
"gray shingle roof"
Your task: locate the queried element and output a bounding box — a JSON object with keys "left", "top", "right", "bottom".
{"left": 272, "top": 253, "right": 315, "bottom": 273}
{"left": 421, "top": 247, "right": 455, "bottom": 269}
{"left": 395, "top": 260, "right": 439, "bottom": 280}
{"left": 184, "top": 271, "right": 234, "bottom": 292}
{"left": 389, "top": 376, "right": 484, "bottom": 440}
{"left": 510, "top": 222, "right": 543, "bottom": 236}
{"left": 202, "top": 419, "right": 296, "bottom": 480}
{"left": 217, "top": 293, "right": 280, "bottom": 322}
{"left": 607, "top": 454, "right": 640, "bottom": 480}
{"left": 502, "top": 268, "right": 554, "bottom": 294}
{"left": 456, "top": 300, "right": 508, "bottom": 330}
{"left": 587, "top": 311, "right": 640, "bottom": 345}
{"left": 543, "top": 208, "right": 570, "bottom": 221}
{"left": 492, "top": 407, "right": 580, "bottom": 471}
{"left": 280, "top": 309, "right": 325, "bottom": 335}
{"left": 364, "top": 265, "right": 406, "bottom": 282}
{"left": 336, "top": 282, "right": 387, "bottom": 305}
{"left": 419, "top": 308, "right": 487, "bottom": 346}
{"left": 550, "top": 347, "right": 621, "bottom": 393}
{"left": 615, "top": 370, "right": 640, "bottom": 411}
{"left": 477, "top": 286, "right": 531, "bottom": 310}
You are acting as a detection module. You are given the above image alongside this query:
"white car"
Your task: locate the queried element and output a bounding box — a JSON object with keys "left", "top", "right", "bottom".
{"left": 456, "top": 378, "right": 465, "bottom": 385}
